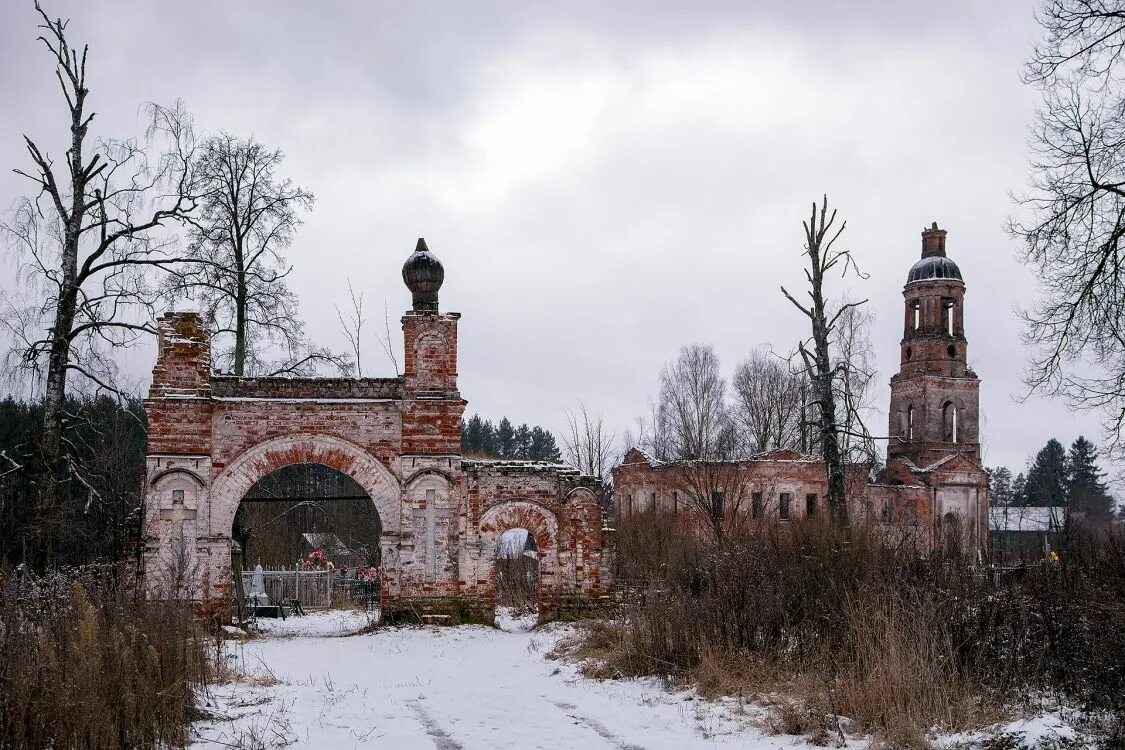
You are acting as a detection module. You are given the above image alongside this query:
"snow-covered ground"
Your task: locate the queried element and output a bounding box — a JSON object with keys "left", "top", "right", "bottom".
{"left": 494, "top": 605, "right": 537, "bottom": 633}
{"left": 193, "top": 612, "right": 1103, "bottom": 750}
{"left": 194, "top": 612, "right": 841, "bottom": 749}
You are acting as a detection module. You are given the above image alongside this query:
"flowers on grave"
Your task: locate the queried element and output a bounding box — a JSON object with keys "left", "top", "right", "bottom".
{"left": 302, "top": 549, "right": 331, "bottom": 570}
{"left": 355, "top": 566, "right": 379, "bottom": 583}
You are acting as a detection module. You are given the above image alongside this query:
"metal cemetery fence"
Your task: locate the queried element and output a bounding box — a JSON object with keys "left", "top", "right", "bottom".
{"left": 240, "top": 568, "right": 380, "bottom": 614}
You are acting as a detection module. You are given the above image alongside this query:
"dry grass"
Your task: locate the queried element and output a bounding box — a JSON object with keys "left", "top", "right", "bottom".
{"left": 584, "top": 515, "right": 1125, "bottom": 749}
{"left": 0, "top": 564, "right": 214, "bottom": 749}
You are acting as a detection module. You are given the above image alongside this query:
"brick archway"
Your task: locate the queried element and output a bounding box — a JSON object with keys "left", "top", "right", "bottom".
{"left": 143, "top": 310, "right": 612, "bottom": 609}
{"left": 209, "top": 434, "right": 401, "bottom": 539}
{"left": 478, "top": 501, "right": 560, "bottom": 616}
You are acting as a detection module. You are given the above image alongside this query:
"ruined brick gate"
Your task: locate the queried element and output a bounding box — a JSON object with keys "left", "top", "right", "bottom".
{"left": 142, "top": 239, "right": 612, "bottom": 619}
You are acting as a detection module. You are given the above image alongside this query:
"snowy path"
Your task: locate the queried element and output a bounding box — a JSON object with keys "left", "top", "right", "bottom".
{"left": 191, "top": 612, "right": 841, "bottom": 750}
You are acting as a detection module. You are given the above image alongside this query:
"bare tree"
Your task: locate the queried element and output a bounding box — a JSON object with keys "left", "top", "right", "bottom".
{"left": 1, "top": 4, "right": 199, "bottom": 510}
{"left": 656, "top": 343, "right": 729, "bottom": 461}
{"left": 668, "top": 439, "right": 753, "bottom": 543}
{"left": 731, "top": 347, "right": 805, "bottom": 453}
{"left": 164, "top": 132, "right": 344, "bottom": 376}
{"left": 781, "top": 196, "right": 868, "bottom": 527}
{"left": 335, "top": 279, "right": 365, "bottom": 377}
{"left": 651, "top": 344, "right": 752, "bottom": 541}
{"left": 376, "top": 300, "right": 401, "bottom": 377}
{"left": 563, "top": 402, "right": 618, "bottom": 480}
{"left": 1013, "top": 2, "right": 1125, "bottom": 455}
{"left": 831, "top": 300, "right": 878, "bottom": 464}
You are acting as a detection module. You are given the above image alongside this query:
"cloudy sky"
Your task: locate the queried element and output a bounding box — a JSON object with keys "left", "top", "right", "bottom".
{"left": 0, "top": 1, "right": 1107, "bottom": 475}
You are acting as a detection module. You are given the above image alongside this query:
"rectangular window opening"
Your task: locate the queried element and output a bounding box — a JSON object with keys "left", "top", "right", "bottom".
{"left": 806, "top": 493, "right": 817, "bottom": 517}
{"left": 711, "top": 490, "right": 725, "bottom": 520}
{"left": 751, "top": 492, "right": 763, "bottom": 519}
{"left": 780, "top": 492, "right": 792, "bottom": 520}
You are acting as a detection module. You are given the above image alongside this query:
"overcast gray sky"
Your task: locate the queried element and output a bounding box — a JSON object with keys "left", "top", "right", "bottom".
{"left": 0, "top": 0, "right": 1108, "bottom": 475}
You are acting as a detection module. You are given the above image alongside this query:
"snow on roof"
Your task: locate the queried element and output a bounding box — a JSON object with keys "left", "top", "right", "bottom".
{"left": 301, "top": 533, "right": 353, "bottom": 555}
{"left": 461, "top": 458, "right": 579, "bottom": 475}
{"left": 989, "top": 506, "right": 1066, "bottom": 533}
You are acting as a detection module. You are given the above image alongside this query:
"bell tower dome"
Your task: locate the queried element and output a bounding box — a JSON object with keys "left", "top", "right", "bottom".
{"left": 887, "top": 223, "right": 981, "bottom": 467}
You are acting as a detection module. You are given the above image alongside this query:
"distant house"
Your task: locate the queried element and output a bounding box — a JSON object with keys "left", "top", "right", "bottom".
{"left": 988, "top": 506, "right": 1066, "bottom": 563}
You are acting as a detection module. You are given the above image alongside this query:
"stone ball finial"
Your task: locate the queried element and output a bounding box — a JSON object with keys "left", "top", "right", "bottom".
{"left": 402, "top": 237, "right": 444, "bottom": 312}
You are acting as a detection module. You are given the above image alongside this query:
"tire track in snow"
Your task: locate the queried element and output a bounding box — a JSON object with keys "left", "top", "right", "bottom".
{"left": 550, "top": 700, "right": 646, "bottom": 750}
{"left": 407, "top": 701, "right": 464, "bottom": 750}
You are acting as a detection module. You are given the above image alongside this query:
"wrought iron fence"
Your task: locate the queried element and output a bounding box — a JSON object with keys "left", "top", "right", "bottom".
{"left": 239, "top": 568, "right": 380, "bottom": 614}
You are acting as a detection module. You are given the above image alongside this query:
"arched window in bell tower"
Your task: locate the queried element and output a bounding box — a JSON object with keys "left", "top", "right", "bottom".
{"left": 907, "top": 405, "right": 914, "bottom": 440}
{"left": 942, "top": 401, "right": 958, "bottom": 443}
{"left": 942, "top": 298, "right": 955, "bottom": 337}
{"left": 909, "top": 300, "right": 921, "bottom": 333}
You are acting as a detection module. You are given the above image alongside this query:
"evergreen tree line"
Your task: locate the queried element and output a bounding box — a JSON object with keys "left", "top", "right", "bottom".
{"left": 0, "top": 396, "right": 147, "bottom": 570}
{"left": 461, "top": 415, "right": 562, "bottom": 461}
{"left": 987, "top": 436, "right": 1118, "bottom": 520}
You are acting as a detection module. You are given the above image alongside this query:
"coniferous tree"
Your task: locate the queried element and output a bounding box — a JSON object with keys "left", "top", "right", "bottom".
{"left": 988, "top": 466, "right": 1015, "bottom": 506}
{"left": 461, "top": 415, "right": 486, "bottom": 455}
{"left": 513, "top": 424, "right": 532, "bottom": 459}
{"left": 495, "top": 418, "right": 516, "bottom": 458}
{"left": 480, "top": 420, "right": 497, "bottom": 455}
{"left": 1011, "top": 472, "right": 1028, "bottom": 507}
{"left": 1025, "top": 439, "right": 1069, "bottom": 507}
{"left": 1067, "top": 436, "right": 1115, "bottom": 520}
{"left": 529, "top": 427, "right": 562, "bottom": 462}
{"left": 460, "top": 414, "right": 561, "bottom": 460}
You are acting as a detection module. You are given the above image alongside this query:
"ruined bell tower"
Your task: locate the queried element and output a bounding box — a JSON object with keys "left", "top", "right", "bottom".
{"left": 887, "top": 223, "right": 981, "bottom": 467}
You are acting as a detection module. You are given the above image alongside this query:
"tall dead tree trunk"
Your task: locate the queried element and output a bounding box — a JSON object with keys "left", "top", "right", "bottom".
{"left": 781, "top": 196, "right": 868, "bottom": 529}
{"left": 4, "top": 4, "right": 199, "bottom": 532}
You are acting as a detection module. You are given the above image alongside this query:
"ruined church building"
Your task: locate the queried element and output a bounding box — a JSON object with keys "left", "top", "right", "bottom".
{"left": 144, "top": 223, "right": 988, "bottom": 617}
{"left": 614, "top": 224, "right": 990, "bottom": 555}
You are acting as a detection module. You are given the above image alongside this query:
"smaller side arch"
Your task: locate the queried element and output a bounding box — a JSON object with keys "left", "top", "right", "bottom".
{"left": 479, "top": 500, "right": 558, "bottom": 551}
{"left": 475, "top": 500, "right": 562, "bottom": 619}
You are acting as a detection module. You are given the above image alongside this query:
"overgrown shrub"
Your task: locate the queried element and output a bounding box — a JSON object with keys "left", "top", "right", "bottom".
{"left": 594, "top": 515, "right": 1125, "bottom": 746}
{"left": 0, "top": 565, "right": 212, "bottom": 749}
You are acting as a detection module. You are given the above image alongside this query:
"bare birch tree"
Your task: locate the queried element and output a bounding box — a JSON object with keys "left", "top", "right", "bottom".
{"left": 164, "top": 133, "right": 345, "bottom": 376}
{"left": 653, "top": 343, "right": 750, "bottom": 541}
{"left": 1, "top": 4, "right": 199, "bottom": 511}
{"left": 335, "top": 279, "right": 365, "bottom": 377}
{"left": 781, "top": 196, "right": 868, "bottom": 527}
{"left": 831, "top": 300, "right": 878, "bottom": 464}
{"left": 657, "top": 344, "right": 729, "bottom": 461}
{"left": 1014, "top": 1, "right": 1125, "bottom": 455}
{"left": 731, "top": 347, "right": 805, "bottom": 453}
{"left": 563, "top": 402, "right": 618, "bottom": 480}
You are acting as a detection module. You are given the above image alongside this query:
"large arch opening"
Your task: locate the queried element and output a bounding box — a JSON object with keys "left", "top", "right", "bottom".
{"left": 234, "top": 463, "right": 383, "bottom": 570}
{"left": 495, "top": 528, "right": 540, "bottom": 632}
{"left": 232, "top": 463, "right": 384, "bottom": 615}
{"left": 207, "top": 435, "right": 401, "bottom": 616}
